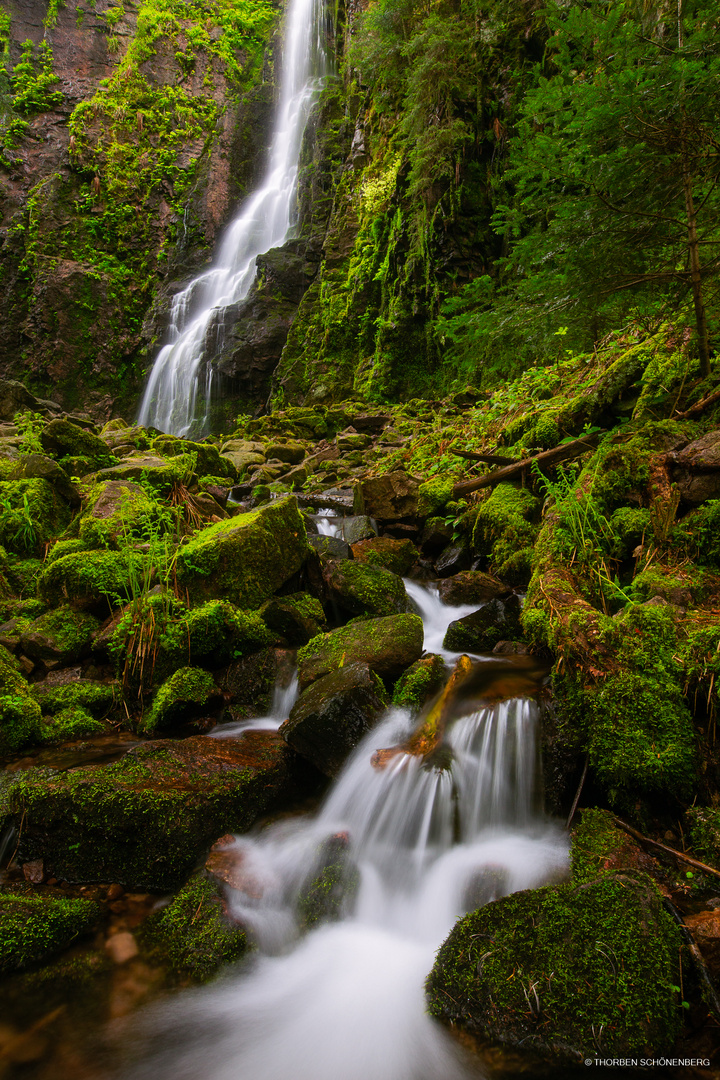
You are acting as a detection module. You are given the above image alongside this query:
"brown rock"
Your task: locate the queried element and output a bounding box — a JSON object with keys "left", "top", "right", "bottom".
{"left": 671, "top": 428, "right": 720, "bottom": 504}
{"left": 353, "top": 472, "right": 419, "bottom": 522}
{"left": 436, "top": 571, "right": 510, "bottom": 606}
{"left": 106, "top": 883, "right": 124, "bottom": 901}
{"left": 22, "top": 860, "right": 45, "bottom": 884}
{"left": 684, "top": 910, "right": 720, "bottom": 973}
{"left": 105, "top": 931, "right": 139, "bottom": 965}
{"left": 351, "top": 537, "right": 418, "bottom": 576}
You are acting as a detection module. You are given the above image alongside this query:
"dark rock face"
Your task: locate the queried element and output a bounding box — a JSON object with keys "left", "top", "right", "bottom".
{"left": 443, "top": 596, "right": 522, "bottom": 653}
{"left": 671, "top": 428, "right": 720, "bottom": 503}
{"left": 436, "top": 571, "right": 509, "bottom": 606}
{"left": 353, "top": 472, "right": 419, "bottom": 522}
{"left": 280, "top": 661, "right": 388, "bottom": 776}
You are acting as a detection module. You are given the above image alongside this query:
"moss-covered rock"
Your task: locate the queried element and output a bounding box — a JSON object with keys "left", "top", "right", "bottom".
{"left": 38, "top": 549, "right": 145, "bottom": 608}
{"left": 94, "top": 454, "right": 198, "bottom": 492}
{"left": 436, "top": 571, "right": 509, "bottom": 606}
{"left": 40, "top": 419, "right": 115, "bottom": 467}
{"left": 259, "top": 592, "right": 327, "bottom": 646}
{"left": 281, "top": 662, "right": 388, "bottom": 777}
{"left": 30, "top": 678, "right": 118, "bottom": 718}
{"left": 297, "top": 614, "right": 424, "bottom": 689}
{"left": 78, "top": 480, "right": 168, "bottom": 549}
{"left": 4, "top": 731, "right": 308, "bottom": 890}
{"left": 391, "top": 654, "right": 446, "bottom": 714}
{"left": 0, "top": 893, "right": 99, "bottom": 974}
{"left": 471, "top": 484, "right": 539, "bottom": 585}
{"left": 426, "top": 874, "right": 683, "bottom": 1065}
{"left": 40, "top": 705, "right": 106, "bottom": 743}
{"left": 0, "top": 478, "right": 72, "bottom": 556}
{"left": 152, "top": 436, "right": 236, "bottom": 480}
{"left": 0, "top": 643, "right": 43, "bottom": 755}
{"left": 349, "top": 536, "right": 418, "bottom": 576}
{"left": 19, "top": 607, "right": 99, "bottom": 664}
{"left": 353, "top": 472, "right": 419, "bottom": 521}
{"left": 443, "top": 596, "right": 522, "bottom": 654}
{"left": 144, "top": 667, "right": 221, "bottom": 733}
{"left": 297, "top": 832, "right": 359, "bottom": 930}
{"left": 685, "top": 807, "right": 720, "bottom": 870}
{"left": 141, "top": 870, "right": 249, "bottom": 983}
{"left": 176, "top": 496, "right": 310, "bottom": 609}
{"left": 322, "top": 559, "right": 411, "bottom": 619}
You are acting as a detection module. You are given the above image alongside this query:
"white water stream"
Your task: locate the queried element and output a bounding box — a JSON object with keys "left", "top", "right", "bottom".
{"left": 121, "top": 585, "right": 569, "bottom": 1080}
{"left": 136, "top": 0, "right": 327, "bottom": 436}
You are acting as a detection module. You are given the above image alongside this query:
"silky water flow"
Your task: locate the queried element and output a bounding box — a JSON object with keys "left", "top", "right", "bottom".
{"left": 136, "top": 0, "right": 327, "bottom": 436}
{"left": 118, "top": 584, "right": 569, "bottom": 1080}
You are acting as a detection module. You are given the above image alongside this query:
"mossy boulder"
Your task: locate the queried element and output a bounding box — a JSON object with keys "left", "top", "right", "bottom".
{"left": 0, "top": 478, "right": 72, "bottom": 556}
{"left": 220, "top": 648, "right": 296, "bottom": 721}
{"left": 443, "top": 596, "right": 522, "bottom": 653}
{"left": 7, "top": 453, "right": 81, "bottom": 506}
{"left": 259, "top": 592, "right": 327, "bottom": 646}
{"left": 0, "top": 893, "right": 99, "bottom": 974}
{"left": 30, "top": 678, "right": 118, "bottom": 718}
{"left": 143, "top": 667, "right": 221, "bottom": 733}
{"left": 471, "top": 484, "right": 539, "bottom": 585}
{"left": 281, "top": 662, "right": 388, "bottom": 777}
{"left": 350, "top": 537, "right": 418, "bottom": 576}
{"left": 353, "top": 471, "right": 419, "bottom": 521}
{"left": 297, "top": 832, "right": 359, "bottom": 930}
{"left": 322, "top": 559, "right": 411, "bottom": 619}
{"left": 40, "top": 418, "right": 114, "bottom": 467}
{"left": 4, "top": 731, "right": 308, "bottom": 890}
{"left": 0, "top": 643, "right": 43, "bottom": 755}
{"left": 141, "top": 869, "right": 249, "bottom": 983}
{"left": 417, "top": 477, "right": 454, "bottom": 518}
{"left": 436, "top": 571, "right": 510, "bottom": 606}
{"left": 296, "top": 614, "right": 424, "bottom": 689}
{"left": 19, "top": 607, "right": 99, "bottom": 665}
{"left": 78, "top": 480, "right": 167, "bottom": 549}
{"left": 426, "top": 874, "right": 683, "bottom": 1065}
{"left": 391, "top": 654, "right": 446, "bottom": 714}
{"left": 40, "top": 706, "right": 106, "bottom": 743}
{"left": 175, "top": 496, "right": 311, "bottom": 609}
{"left": 94, "top": 454, "right": 196, "bottom": 492}
{"left": 685, "top": 807, "right": 720, "bottom": 870}
{"left": 38, "top": 549, "right": 145, "bottom": 609}
{"left": 152, "top": 436, "right": 236, "bottom": 480}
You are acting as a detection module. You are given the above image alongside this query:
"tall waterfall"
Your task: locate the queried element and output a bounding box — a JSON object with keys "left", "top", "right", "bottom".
{"left": 116, "top": 586, "right": 569, "bottom": 1080}
{"left": 136, "top": 0, "right": 327, "bottom": 436}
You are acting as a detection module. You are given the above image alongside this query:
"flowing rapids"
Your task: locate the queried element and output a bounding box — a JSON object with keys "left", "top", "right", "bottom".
{"left": 117, "top": 585, "right": 569, "bottom": 1080}
{"left": 136, "top": 0, "right": 327, "bottom": 436}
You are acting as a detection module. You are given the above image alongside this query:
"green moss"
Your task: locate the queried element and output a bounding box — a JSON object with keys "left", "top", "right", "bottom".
{"left": 472, "top": 483, "right": 539, "bottom": 585}
{"left": 325, "top": 560, "right": 410, "bottom": 618}
{"left": 144, "top": 666, "right": 217, "bottom": 732}
{"left": 297, "top": 613, "right": 424, "bottom": 686}
{"left": 38, "top": 549, "right": 145, "bottom": 607}
{"left": 31, "top": 680, "right": 118, "bottom": 718}
{"left": 672, "top": 501, "right": 720, "bottom": 569}
{"left": 78, "top": 480, "right": 170, "bottom": 549}
{"left": 426, "top": 875, "right": 683, "bottom": 1061}
{"left": 141, "top": 872, "right": 249, "bottom": 983}
{"left": 610, "top": 505, "right": 652, "bottom": 555}
{"left": 571, "top": 808, "right": 639, "bottom": 885}
{"left": 417, "top": 477, "right": 454, "bottom": 518}
{"left": 46, "top": 538, "right": 89, "bottom": 564}
{"left": 21, "top": 606, "right": 98, "bottom": 663}
{"left": 0, "top": 893, "right": 99, "bottom": 974}
{"left": 296, "top": 836, "right": 359, "bottom": 930}
{"left": 0, "top": 478, "right": 70, "bottom": 555}
{"left": 391, "top": 654, "right": 446, "bottom": 714}
{"left": 40, "top": 705, "right": 106, "bottom": 743}
{"left": 685, "top": 807, "right": 720, "bottom": 870}
{"left": 0, "top": 643, "right": 43, "bottom": 755}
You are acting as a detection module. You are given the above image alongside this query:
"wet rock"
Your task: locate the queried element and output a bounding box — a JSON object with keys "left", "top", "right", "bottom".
{"left": 443, "top": 596, "right": 522, "bottom": 653}
{"left": 105, "top": 931, "right": 139, "bottom": 965}
{"left": 141, "top": 865, "right": 249, "bottom": 983}
{"left": 308, "top": 534, "right": 351, "bottom": 560}
{"left": 435, "top": 543, "right": 472, "bottom": 578}
{"left": 176, "top": 496, "right": 311, "bottom": 609}
{"left": 297, "top": 613, "right": 424, "bottom": 689}
{"left": 342, "top": 515, "right": 376, "bottom": 544}
{"left": 322, "top": 559, "right": 411, "bottom": 619}
{"left": 280, "top": 662, "right": 388, "bottom": 777}
{"left": 436, "top": 571, "right": 510, "bottom": 606}
{"left": 391, "top": 654, "right": 446, "bottom": 715}
{"left": 350, "top": 536, "right": 417, "bottom": 576}
{"left": 4, "top": 731, "right": 310, "bottom": 890}
{"left": 259, "top": 593, "right": 327, "bottom": 647}
{"left": 0, "top": 893, "right": 99, "bottom": 974}
{"left": 670, "top": 428, "right": 720, "bottom": 504}
{"left": 143, "top": 667, "right": 223, "bottom": 733}
{"left": 0, "top": 643, "right": 43, "bottom": 754}
{"left": 22, "top": 859, "right": 45, "bottom": 884}
{"left": 220, "top": 647, "right": 297, "bottom": 719}
{"left": 427, "top": 874, "right": 682, "bottom": 1066}
{"left": 418, "top": 519, "right": 454, "bottom": 557}
{"left": 492, "top": 640, "right": 531, "bottom": 655}
{"left": 19, "top": 607, "right": 99, "bottom": 665}
{"left": 297, "top": 831, "right": 359, "bottom": 929}
{"left": 353, "top": 471, "right": 419, "bottom": 522}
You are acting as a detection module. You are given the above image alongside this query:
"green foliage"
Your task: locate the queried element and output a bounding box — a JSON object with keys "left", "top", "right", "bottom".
{"left": 0, "top": 894, "right": 99, "bottom": 974}
{"left": 40, "top": 705, "right": 106, "bottom": 743}
{"left": 143, "top": 666, "right": 216, "bottom": 732}
{"left": 11, "top": 40, "right": 63, "bottom": 115}
{"left": 472, "top": 483, "right": 539, "bottom": 584}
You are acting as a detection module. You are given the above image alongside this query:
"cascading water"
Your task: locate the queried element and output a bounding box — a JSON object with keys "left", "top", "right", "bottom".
{"left": 118, "top": 584, "right": 569, "bottom": 1080}
{"left": 136, "top": 0, "right": 327, "bottom": 436}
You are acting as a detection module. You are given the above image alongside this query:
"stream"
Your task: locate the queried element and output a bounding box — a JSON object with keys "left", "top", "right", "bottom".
{"left": 115, "top": 581, "right": 569, "bottom": 1080}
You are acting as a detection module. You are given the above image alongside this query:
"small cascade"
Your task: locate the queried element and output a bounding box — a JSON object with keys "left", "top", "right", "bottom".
{"left": 136, "top": 0, "right": 328, "bottom": 436}
{"left": 119, "top": 581, "right": 568, "bottom": 1080}
{"left": 404, "top": 578, "right": 484, "bottom": 660}
{"left": 209, "top": 671, "right": 299, "bottom": 738}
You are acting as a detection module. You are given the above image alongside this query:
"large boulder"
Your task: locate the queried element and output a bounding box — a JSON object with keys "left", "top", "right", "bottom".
{"left": 40, "top": 418, "right": 113, "bottom": 465}
{"left": 19, "top": 607, "right": 99, "bottom": 665}
{"left": 0, "top": 894, "right": 99, "bottom": 974}
{"left": 296, "top": 614, "right": 424, "bottom": 689}
{"left": 322, "top": 559, "right": 411, "bottom": 619}
{"left": 143, "top": 667, "right": 222, "bottom": 733}
{"left": 353, "top": 471, "right": 419, "bottom": 522}
{"left": 38, "top": 549, "right": 144, "bottom": 609}
{"left": 4, "top": 731, "right": 309, "bottom": 890}
{"left": 175, "top": 496, "right": 310, "bottom": 609}
{"left": 350, "top": 536, "right": 417, "bottom": 575}
{"left": 280, "top": 662, "right": 388, "bottom": 776}
{"left": 78, "top": 480, "right": 165, "bottom": 547}
{"left": 0, "top": 478, "right": 72, "bottom": 556}
{"left": 6, "top": 454, "right": 81, "bottom": 506}
{"left": 436, "top": 571, "right": 510, "bottom": 606}
{"left": 0, "top": 643, "right": 43, "bottom": 754}
{"left": 670, "top": 428, "right": 720, "bottom": 504}
{"left": 443, "top": 596, "right": 522, "bottom": 653}
{"left": 259, "top": 592, "right": 327, "bottom": 646}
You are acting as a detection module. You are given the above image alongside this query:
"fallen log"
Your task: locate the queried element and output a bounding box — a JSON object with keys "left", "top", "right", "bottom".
{"left": 452, "top": 431, "right": 604, "bottom": 498}
{"left": 673, "top": 386, "right": 720, "bottom": 421}
{"left": 612, "top": 816, "right": 720, "bottom": 881}
{"left": 451, "top": 449, "right": 518, "bottom": 467}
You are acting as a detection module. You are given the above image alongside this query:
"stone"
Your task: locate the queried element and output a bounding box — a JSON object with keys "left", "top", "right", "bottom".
{"left": 94, "top": 455, "right": 191, "bottom": 490}
{"left": 341, "top": 515, "right": 376, "bottom": 544}
{"left": 7, "top": 454, "right": 81, "bottom": 507}
{"left": 105, "top": 931, "right": 139, "bottom": 964}
{"left": 219, "top": 647, "right": 296, "bottom": 720}
{"left": 350, "top": 536, "right": 417, "bottom": 576}
{"left": 259, "top": 594, "right": 327, "bottom": 647}
{"left": 175, "top": 496, "right": 311, "bottom": 609}
{"left": 321, "top": 559, "right": 411, "bottom": 619}
{"left": 223, "top": 450, "right": 266, "bottom": 473}
{"left": 19, "top": 607, "right": 99, "bottom": 665}
{"left": 297, "top": 614, "right": 424, "bottom": 690}
{"left": 38, "top": 549, "right": 144, "bottom": 609}
{"left": 22, "top": 859, "right": 45, "bottom": 884}
{"left": 40, "top": 418, "right": 111, "bottom": 463}
{"left": 220, "top": 439, "right": 265, "bottom": 455}
{"left": 143, "top": 667, "right": 222, "bottom": 733}
{"left": 0, "top": 643, "right": 44, "bottom": 754}
{"left": 296, "top": 831, "right": 359, "bottom": 929}
{"left": 0, "top": 894, "right": 99, "bottom": 974}
{"left": 280, "top": 662, "right": 388, "bottom": 776}
{"left": 264, "top": 440, "right": 305, "bottom": 464}
{"left": 671, "top": 428, "right": 720, "bottom": 504}
{"left": 5, "top": 731, "right": 310, "bottom": 890}
{"left": 78, "top": 479, "right": 163, "bottom": 547}
{"left": 308, "top": 534, "right": 351, "bottom": 559}
{"left": 435, "top": 543, "right": 472, "bottom": 577}
{"left": 353, "top": 471, "right": 419, "bottom": 521}
{"left": 443, "top": 596, "right": 522, "bottom": 653}
{"left": 436, "top": 571, "right": 510, "bottom": 606}
{"left": 0, "top": 379, "right": 38, "bottom": 421}
{"left": 391, "top": 655, "right": 447, "bottom": 714}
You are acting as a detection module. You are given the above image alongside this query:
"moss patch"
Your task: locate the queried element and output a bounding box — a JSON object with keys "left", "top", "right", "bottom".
{"left": 0, "top": 893, "right": 99, "bottom": 974}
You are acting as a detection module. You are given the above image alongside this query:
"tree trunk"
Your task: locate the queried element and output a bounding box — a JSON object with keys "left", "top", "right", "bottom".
{"left": 683, "top": 167, "right": 711, "bottom": 377}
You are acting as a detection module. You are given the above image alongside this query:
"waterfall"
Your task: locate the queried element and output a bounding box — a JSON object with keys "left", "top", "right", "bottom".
{"left": 117, "top": 585, "right": 569, "bottom": 1080}
{"left": 136, "top": 0, "right": 327, "bottom": 437}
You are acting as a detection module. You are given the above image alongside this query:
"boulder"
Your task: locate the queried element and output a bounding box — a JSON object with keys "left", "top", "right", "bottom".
{"left": 280, "top": 662, "right": 388, "bottom": 776}
{"left": 436, "top": 571, "right": 510, "bottom": 606}
{"left": 151, "top": 436, "right": 235, "bottom": 479}
{"left": 391, "top": 655, "right": 446, "bottom": 714}
{"left": 308, "top": 534, "right": 351, "bottom": 560}
{"left": 0, "top": 643, "right": 43, "bottom": 754}
{"left": 4, "top": 731, "right": 309, "bottom": 890}
{"left": 175, "top": 496, "right": 310, "bottom": 609}
{"left": 40, "top": 418, "right": 112, "bottom": 464}
{"left": 342, "top": 515, "right": 376, "bottom": 544}
{"left": 443, "top": 596, "right": 522, "bottom": 653}
{"left": 78, "top": 480, "right": 164, "bottom": 547}
{"left": 353, "top": 471, "right": 419, "bottom": 521}
{"left": 350, "top": 536, "right": 417, "bottom": 576}
{"left": 0, "top": 379, "right": 38, "bottom": 421}
{"left": 94, "top": 455, "right": 192, "bottom": 491}
{"left": 259, "top": 593, "right": 327, "bottom": 646}
{"left": 671, "top": 428, "right": 720, "bottom": 504}
{"left": 220, "top": 647, "right": 296, "bottom": 720}
{"left": 322, "top": 559, "right": 411, "bottom": 619}
{"left": 0, "top": 894, "right": 99, "bottom": 974}
{"left": 264, "top": 440, "right": 305, "bottom": 464}
{"left": 143, "top": 667, "right": 222, "bottom": 733}
{"left": 297, "top": 614, "right": 424, "bottom": 689}
{"left": 38, "top": 549, "right": 145, "bottom": 609}
{"left": 7, "top": 454, "right": 81, "bottom": 506}
{"left": 0, "top": 478, "right": 72, "bottom": 556}
{"left": 296, "top": 831, "right": 359, "bottom": 929}
{"left": 19, "top": 607, "right": 99, "bottom": 665}
{"left": 435, "top": 542, "right": 472, "bottom": 577}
